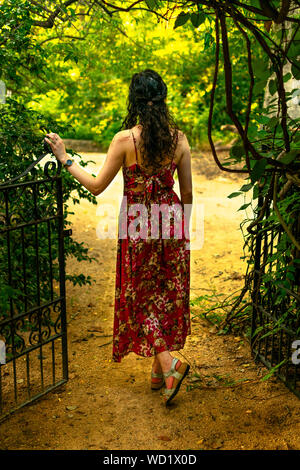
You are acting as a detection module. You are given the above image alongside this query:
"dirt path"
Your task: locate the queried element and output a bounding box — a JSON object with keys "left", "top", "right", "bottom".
{"left": 1, "top": 151, "right": 300, "bottom": 450}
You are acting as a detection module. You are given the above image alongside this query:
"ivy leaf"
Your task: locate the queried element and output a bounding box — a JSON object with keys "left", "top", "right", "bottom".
{"left": 288, "top": 41, "right": 300, "bottom": 60}
{"left": 252, "top": 58, "right": 270, "bottom": 80}
{"left": 190, "top": 11, "right": 206, "bottom": 28}
{"left": 227, "top": 192, "right": 242, "bottom": 199}
{"left": 230, "top": 144, "right": 245, "bottom": 160}
{"left": 238, "top": 203, "right": 251, "bottom": 211}
{"left": 174, "top": 12, "right": 190, "bottom": 29}
{"left": 283, "top": 72, "right": 292, "bottom": 83}
{"left": 145, "top": 0, "right": 158, "bottom": 9}
{"left": 204, "top": 32, "right": 212, "bottom": 50}
{"left": 268, "top": 79, "right": 277, "bottom": 96}
{"left": 279, "top": 149, "right": 299, "bottom": 165}
{"left": 256, "top": 114, "right": 271, "bottom": 125}
{"left": 64, "top": 53, "right": 72, "bottom": 62}
{"left": 253, "top": 79, "right": 268, "bottom": 95}
{"left": 239, "top": 183, "right": 253, "bottom": 192}
{"left": 266, "top": 116, "right": 279, "bottom": 130}
{"left": 253, "top": 184, "right": 259, "bottom": 199}
{"left": 249, "top": 0, "right": 261, "bottom": 8}
{"left": 293, "top": 133, "right": 300, "bottom": 143}
{"left": 250, "top": 158, "right": 268, "bottom": 184}
{"left": 292, "top": 88, "right": 300, "bottom": 98}
{"left": 292, "top": 62, "right": 300, "bottom": 80}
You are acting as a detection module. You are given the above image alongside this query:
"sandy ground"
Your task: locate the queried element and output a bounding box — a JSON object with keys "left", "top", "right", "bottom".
{"left": 1, "top": 150, "right": 300, "bottom": 450}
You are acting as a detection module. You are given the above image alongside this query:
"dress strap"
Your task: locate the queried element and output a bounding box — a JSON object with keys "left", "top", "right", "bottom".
{"left": 131, "top": 130, "right": 138, "bottom": 164}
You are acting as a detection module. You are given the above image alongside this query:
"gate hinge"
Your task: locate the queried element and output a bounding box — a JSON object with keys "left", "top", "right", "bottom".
{"left": 63, "top": 229, "right": 72, "bottom": 237}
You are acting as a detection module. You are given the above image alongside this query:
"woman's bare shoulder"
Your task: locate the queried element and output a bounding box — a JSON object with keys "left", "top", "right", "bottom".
{"left": 112, "top": 129, "right": 132, "bottom": 142}
{"left": 174, "top": 130, "right": 190, "bottom": 154}
{"left": 171, "top": 129, "right": 188, "bottom": 144}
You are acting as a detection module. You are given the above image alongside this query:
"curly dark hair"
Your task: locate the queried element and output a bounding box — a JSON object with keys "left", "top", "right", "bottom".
{"left": 120, "top": 69, "right": 180, "bottom": 171}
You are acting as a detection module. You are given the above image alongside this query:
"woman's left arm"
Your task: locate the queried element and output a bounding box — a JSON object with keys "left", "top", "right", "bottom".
{"left": 45, "top": 131, "right": 126, "bottom": 196}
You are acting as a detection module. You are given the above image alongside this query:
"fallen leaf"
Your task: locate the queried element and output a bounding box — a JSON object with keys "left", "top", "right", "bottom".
{"left": 209, "top": 326, "right": 218, "bottom": 334}
{"left": 157, "top": 435, "right": 172, "bottom": 441}
{"left": 66, "top": 405, "right": 78, "bottom": 411}
{"left": 189, "top": 376, "right": 202, "bottom": 382}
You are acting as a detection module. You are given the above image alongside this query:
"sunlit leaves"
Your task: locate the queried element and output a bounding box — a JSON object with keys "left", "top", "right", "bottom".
{"left": 174, "top": 11, "right": 190, "bottom": 29}
{"left": 145, "top": 0, "right": 159, "bottom": 9}
{"left": 191, "top": 11, "right": 206, "bottom": 28}
{"left": 204, "top": 31, "right": 213, "bottom": 50}
{"left": 64, "top": 52, "right": 79, "bottom": 64}
{"left": 174, "top": 8, "right": 208, "bottom": 33}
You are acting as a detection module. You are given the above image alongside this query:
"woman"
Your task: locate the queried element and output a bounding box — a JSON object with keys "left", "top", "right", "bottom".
{"left": 45, "top": 69, "right": 193, "bottom": 406}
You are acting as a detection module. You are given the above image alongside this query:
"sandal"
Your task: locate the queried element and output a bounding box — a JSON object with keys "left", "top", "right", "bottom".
{"left": 151, "top": 369, "right": 165, "bottom": 390}
{"left": 162, "top": 357, "right": 190, "bottom": 406}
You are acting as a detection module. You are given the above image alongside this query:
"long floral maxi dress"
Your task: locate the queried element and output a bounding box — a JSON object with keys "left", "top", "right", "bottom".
{"left": 112, "top": 131, "right": 191, "bottom": 362}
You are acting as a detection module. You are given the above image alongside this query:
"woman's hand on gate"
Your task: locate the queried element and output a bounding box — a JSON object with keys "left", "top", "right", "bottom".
{"left": 45, "top": 133, "right": 67, "bottom": 163}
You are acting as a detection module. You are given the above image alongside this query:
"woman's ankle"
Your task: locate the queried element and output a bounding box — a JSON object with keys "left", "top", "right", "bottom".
{"left": 156, "top": 351, "right": 173, "bottom": 373}
{"left": 152, "top": 357, "right": 162, "bottom": 373}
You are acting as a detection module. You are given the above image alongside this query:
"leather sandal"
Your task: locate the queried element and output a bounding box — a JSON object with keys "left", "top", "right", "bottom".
{"left": 151, "top": 369, "right": 165, "bottom": 390}
{"left": 162, "top": 357, "right": 190, "bottom": 405}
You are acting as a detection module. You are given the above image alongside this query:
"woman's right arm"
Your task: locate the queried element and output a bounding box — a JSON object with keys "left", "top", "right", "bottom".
{"left": 177, "top": 133, "right": 193, "bottom": 206}
{"left": 177, "top": 133, "right": 193, "bottom": 236}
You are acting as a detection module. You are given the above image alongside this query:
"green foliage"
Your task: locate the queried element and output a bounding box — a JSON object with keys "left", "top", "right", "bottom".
{"left": 0, "top": 1, "right": 260, "bottom": 149}
{"left": 0, "top": 98, "right": 97, "bottom": 340}
{"left": 260, "top": 360, "right": 287, "bottom": 382}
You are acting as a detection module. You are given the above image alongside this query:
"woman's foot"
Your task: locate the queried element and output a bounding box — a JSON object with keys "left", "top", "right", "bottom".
{"left": 151, "top": 356, "right": 164, "bottom": 390}
{"left": 152, "top": 356, "right": 162, "bottom": 375}
{"left": 163, "top": 359, "right": 182, "bottom": 390}
{"left": 157, "top": 351, "right": 190, "bottom": 405}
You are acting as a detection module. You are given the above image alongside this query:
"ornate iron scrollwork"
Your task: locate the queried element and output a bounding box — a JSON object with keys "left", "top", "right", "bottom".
{"left": 0, "top": 138, "right": 68, "bottom": 421}
{"left": 0, "top": 139, "right": 62, "bottom": 187}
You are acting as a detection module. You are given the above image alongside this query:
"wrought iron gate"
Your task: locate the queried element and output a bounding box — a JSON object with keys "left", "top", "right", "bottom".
{"left": 250, "top": 185, "right": 300, "bottom": 398}
{"left": 0, "top": 149, "right": 70, "bottom": 422}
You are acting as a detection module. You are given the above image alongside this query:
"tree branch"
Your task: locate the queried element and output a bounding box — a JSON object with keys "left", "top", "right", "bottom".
{"left": 207, "top": 9, "right": 248, "bottom": 174}
{"left": 31, "top": 0, "right": 80, "bottom": 28}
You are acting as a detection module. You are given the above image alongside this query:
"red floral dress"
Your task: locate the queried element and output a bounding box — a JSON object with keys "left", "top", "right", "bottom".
{"left": 112, "top": 131, "right": 191, "bottom": 362}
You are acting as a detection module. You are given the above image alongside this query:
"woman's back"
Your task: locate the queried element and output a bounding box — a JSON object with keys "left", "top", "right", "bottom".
{"left": 121, "top": 125, "right": 192, "bottom": 206}
{"left": 123, "top": 125, "right": 183, "bottom": 170}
